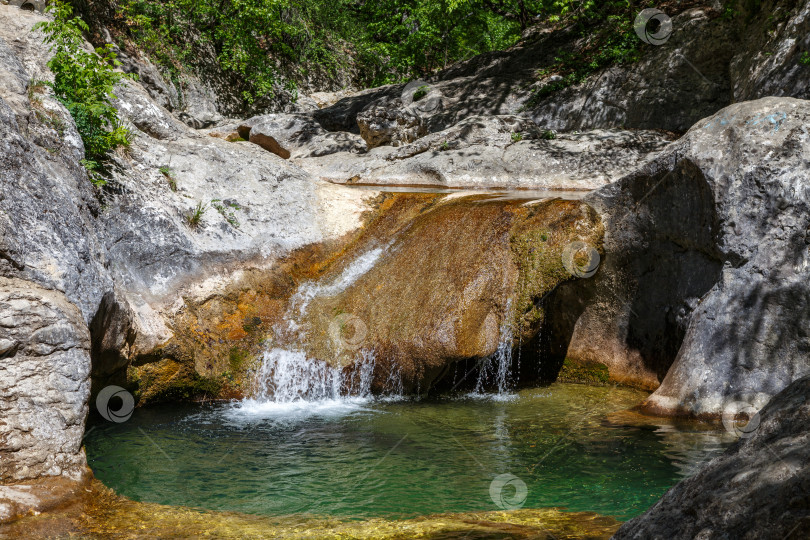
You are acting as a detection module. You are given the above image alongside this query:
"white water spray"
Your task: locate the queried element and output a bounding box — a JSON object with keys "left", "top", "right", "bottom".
{"left": 246, "top": 245, "right": 399, "bottom": 407}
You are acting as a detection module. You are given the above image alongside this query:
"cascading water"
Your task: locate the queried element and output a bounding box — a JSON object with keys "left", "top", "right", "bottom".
{"left": 242, "top": 245, "right": 392, "bottom": 409}
{"left": 239, "top": 240, "right": 519, "bottom": 410}
{"left": 253, "top": 348, "right": 376, "bottom": 402}
{"left": 473, "top": 300, "right": 516, "bottom": 396}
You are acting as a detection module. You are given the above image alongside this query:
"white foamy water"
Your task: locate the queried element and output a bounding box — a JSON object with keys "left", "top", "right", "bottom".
{"left": 254, "top": 348, "right": 377, "bottom": 402}
{"left": 237, "top": 246, "right": 399, "bottom": 414}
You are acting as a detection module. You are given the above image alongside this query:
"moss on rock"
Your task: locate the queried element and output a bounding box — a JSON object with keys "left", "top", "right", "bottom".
{"left": 557, "top": 358, "right": 611, "bottom": 385}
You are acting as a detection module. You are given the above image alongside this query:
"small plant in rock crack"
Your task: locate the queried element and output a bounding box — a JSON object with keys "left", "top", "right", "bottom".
{"left": 413, "top": 85, "right": 429, "bottom": 101}
{"left": 440, "top": 140, "right": 450, "bottom": 151}
{"left": 159, "top": 166, "right": 177, "bottom": 191}
{"left": 511, "top": 132, "right": 523, "bottom": 143}
{"left": 540, "top": 129, "right": 556, "bottom": 140}
{"left": 211, "top": 199, "right": 240, "bottom": 229}
{"left": 185, "top": 201, "right": 207, "bottom": 229}
{"left": 27, "top": 79, "right": 47, "bottom": 106}
{"left": 801, "top": 52, "right": 810, "bottom": 65}
{"left": 81, "top": 159, "right": 107, "bottom": 187}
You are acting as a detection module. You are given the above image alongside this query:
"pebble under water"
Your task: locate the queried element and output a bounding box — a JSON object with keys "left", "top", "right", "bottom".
{"left": 85, "top": 383, "right": 732, "bottom": 523}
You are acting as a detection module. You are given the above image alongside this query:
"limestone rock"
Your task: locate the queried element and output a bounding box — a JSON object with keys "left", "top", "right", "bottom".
{"left": 357, "top": 101, "right": 427, "bottom": 148}
{"left": 300, "top": 115, "right": 671, "bottom": 189}
{"left": 0, "top": 277, "right": 91, "bottom": 483}
{"left": 614, "top": 375, "right": 810, "bottom": 539}
{"left": 238, "top": 113, "right": 365, "bottom": 159}
{"left": 567, "top": 96, "right": 810, "bottom": 407}
{"left": 313, "top": 2, "right": 810, "bottom": 135}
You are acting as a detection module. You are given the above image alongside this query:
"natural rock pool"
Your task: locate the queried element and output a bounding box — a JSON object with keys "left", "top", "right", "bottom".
{"left": 85, "top": 383, "right": 731, "bottom": 523}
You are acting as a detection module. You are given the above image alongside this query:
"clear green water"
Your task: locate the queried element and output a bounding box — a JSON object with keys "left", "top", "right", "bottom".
{"left": 85, "top": 384, "right": 730, "bottom": 522}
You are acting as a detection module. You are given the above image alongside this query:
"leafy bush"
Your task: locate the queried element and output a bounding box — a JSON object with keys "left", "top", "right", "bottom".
{"left": 35, "top": 1, "right": 132, "bottom": 183}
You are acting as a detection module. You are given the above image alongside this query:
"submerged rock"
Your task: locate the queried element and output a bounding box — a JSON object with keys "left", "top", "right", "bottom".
{"left": 614, "top": 375, "right": 810, "bottom": 540}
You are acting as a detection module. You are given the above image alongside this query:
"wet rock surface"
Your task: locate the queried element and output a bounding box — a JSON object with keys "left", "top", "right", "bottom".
{"left": 289, "top": 195, "right": 603, "bottom": 392}
{"left": 614, "top": 375, "right": 810, "bottom": 540}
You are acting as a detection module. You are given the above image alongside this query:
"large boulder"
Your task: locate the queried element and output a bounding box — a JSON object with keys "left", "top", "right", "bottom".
{"left": 235, "top": 113, "right": 365, "bottom": 159}
{"left": 357, "top": 100, "right": 427, "bottom": 148}
{"left": 614, "top": 375, "right": 810, "bottom": 539}
{"left": 563, "top": 96, "right": 810, "bottom": 407}
{"left": 278, "top": 195, "right": 604, "bottom": 392}
{"left": 0, "top": 277, "right": 90, "bottom": 484}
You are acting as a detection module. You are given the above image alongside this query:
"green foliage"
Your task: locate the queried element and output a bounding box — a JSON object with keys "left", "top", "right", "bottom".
{"left": 35, "top": 1, "right": 133, "bottom": 175}
{"left": 522, "top": 1, "right": 641, "bottom": 107}
{"left": 160, "top": 166, "right": 178, "bottom": 191}
{"left": 115, "top": 0, "right": 524, "bottom": 95}
{"left": 800, "top": 52, "right": 810, "bottom": 66}
{"left": 540, "top": 129, "right": 556, "bottom": 140}
{"left": 510, "top": 131, "right": 523, "bottom": 142}
{"left": 211, "top": 199, "right": 241, "bottom": 229}
{"left": 413, "top": 85, "right": 430, "bottom": 101}
{"left": 185, "top": 201, "right": 207, "bottom": 229}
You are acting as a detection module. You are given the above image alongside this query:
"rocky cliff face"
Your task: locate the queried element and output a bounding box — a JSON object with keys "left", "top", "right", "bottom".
{"left": 0, "top": 5, "right": 373, "bottom": 517}
{"left": 565, "top": 97, "right": 810, "bottom": 416}
{"left": 314, "top": 1, "right": 810, "bottom": 136}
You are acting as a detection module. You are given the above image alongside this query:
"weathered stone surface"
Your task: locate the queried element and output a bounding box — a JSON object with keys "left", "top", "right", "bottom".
{"left": 565, "top": 96, "right": 810, "bottom": 406}
{"left": 0, "top": 277, "right": 91, "bottom": 483}
{"left": 312, "top": 2, "right": 809, "bottom": 136}
{"left": 357, "top": 100, "right": 427, "bottom": 148}
{"left": 238, "top": 113, "right": 365, "bottom": 159}
{"left": 0, "top": 10, "right": 111, "bottom": 324}
{"left": 614, "top": 375, "right": 810, "bottom": 540}
{"left": 300, "top": 115, "right": 671, "bottom": 189}
{"left": 288, "top": 195, "right": 603, "bottom": 392}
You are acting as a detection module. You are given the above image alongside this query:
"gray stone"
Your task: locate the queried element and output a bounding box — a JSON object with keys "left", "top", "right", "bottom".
{"left": 312, "top": 3, "right": 809, "bottom": 136}
{"left": 566, "top": 97, "right": 810, "bottom": 408}
{"left": 238, "top": 113, "right": 365, "bottom": 159}
{"left": 0, "top": 277, "right": 90, "bottom": 483}
{"left": 357, "top": 100, "right": 427, "bottom": 148}
{"left": 614, "top": 375, "right": 810, "bottom": 540}
{"left": 300, "top": 115, "right": 671, "bottom": 189}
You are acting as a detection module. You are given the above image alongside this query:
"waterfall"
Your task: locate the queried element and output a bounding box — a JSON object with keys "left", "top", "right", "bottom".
{"left": 246, "top": 245, "right": 396, "bottom": 406}
{"left": 253, "top": 348, "right": 376, "bottom": 402}
{"left": 473, "top": 301, "right": 516, "bottom": 395}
